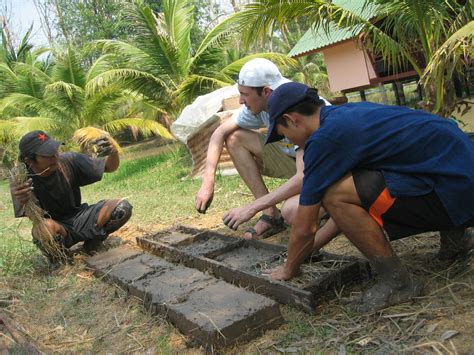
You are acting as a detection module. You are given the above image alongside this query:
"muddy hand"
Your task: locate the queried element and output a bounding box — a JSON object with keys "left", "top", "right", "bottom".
{"left": 222, "top": 213, "right": 239, "bottom": 230}
{"left": 224, "top": 206, "right": 255, "bottom": 229}
{"left": 93, "top": 137, "right": 115, "bottom": 157}
{"left": 14, "top": 178, "right": 34, "bottom": 205}
{"left": 195, "top": 186, "right": 213, "bottom": 214}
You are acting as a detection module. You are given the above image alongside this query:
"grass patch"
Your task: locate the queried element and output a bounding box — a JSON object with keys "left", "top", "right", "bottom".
{"left": 81, "top": 143, "right": 284, "bottom": 225}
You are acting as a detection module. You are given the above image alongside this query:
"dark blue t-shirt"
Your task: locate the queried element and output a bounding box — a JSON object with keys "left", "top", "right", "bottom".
{"left": 300, "top": 102, "right": 474, "bottom": 226}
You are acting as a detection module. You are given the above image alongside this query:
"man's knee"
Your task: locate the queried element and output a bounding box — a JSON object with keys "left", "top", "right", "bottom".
{"left": 225, "top": 130, "right": 243, "bottom": 151}
{"left": 103, "top": 199, "right": 133, "bottom": 233}
{"left": 281, "top": 197, "right": 299, "bottom": 225}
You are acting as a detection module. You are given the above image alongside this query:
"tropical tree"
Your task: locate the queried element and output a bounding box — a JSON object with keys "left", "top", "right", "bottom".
{"left": 89, "top": 0, "right": 296, "bottom": 128}
{"left": 0, "top": 46, "right": 172, "bottom": 165}
{"left": 217, "top": 0, "right": 473, "bottom": 116}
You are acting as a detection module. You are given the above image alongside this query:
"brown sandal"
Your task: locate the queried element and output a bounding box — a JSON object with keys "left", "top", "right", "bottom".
{"left": 243, "top": 214, "right": 286, "bottom": 240}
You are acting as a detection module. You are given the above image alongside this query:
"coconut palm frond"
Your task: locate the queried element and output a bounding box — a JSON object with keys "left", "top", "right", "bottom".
{"left": 422, "top": 21, "right": 474, "bottom": 112}
{"left": 51, "top": 47, "right": 86, "bottom": 88}
{"left": 125, "top": 0, "right": 187, "bottom": 78}
{"left": 86, "top": 69, "right": 170, "bottom": 99}
{"left": 102, "top": 117, "right": 174, "bottom": 140}
{"left": 97, "top": 40, "right": 154, "bottom": 67}
{"left": 12, "top": 116, "right": 61, "bottom": 134}
{"left": 0, "top": 93, "right": 60, "bottom": 116}
{"left": 86, "top": 54, "right": 119, "bottom": 83}
{"left": 140, "top": 100, "right": 168, "bottom": 116}
{"left": 220, "top": 53, "right": 298, "bottom": 78}
{"left": 175, "top": 74, "right": 232, "bottom": 107}
{"left": 82, "top": 90, "right": 133, "bottom": 127}
{"left": 0, "top": 63, "right": 18, "bottom": 81}
{"left": 44, "top": 81, "right": 85, "bottom": 117}
{"left": 161, "top": 0, "right": 193, "bottom": 73}
{"left": 193, "top": 13, "right": 239, "bottom": 64}
{"left": 14, "top": 62, "right": 53, "bottom": 86}
{"left": 0, "top": 119, "right": 18, "bottom": 140}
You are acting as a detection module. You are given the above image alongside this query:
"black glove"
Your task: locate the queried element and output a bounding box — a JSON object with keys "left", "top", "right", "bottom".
{"left": 93, "top": 138, "right": 114, "bottom": 157}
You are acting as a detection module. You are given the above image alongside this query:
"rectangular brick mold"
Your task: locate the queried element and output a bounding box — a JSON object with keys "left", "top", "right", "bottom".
{"left": 86, "top": 246, "right": 283, "bottom": 350}
{"left": 137, "top": 225, "right": 370, "bottom": 313}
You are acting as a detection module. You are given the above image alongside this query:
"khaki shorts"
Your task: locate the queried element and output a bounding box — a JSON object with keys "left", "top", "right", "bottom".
{"left": 260, "top": 135, "right": 296, "bottom": 179}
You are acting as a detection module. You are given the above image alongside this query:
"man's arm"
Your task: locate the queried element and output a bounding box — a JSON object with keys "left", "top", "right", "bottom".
{"left": 223, "top": 149, "right": 304, "bottom": 229}
{"left": 104, "top": 149, "right": 119, "bottom": 172}
{"left": 195, "top": 118, "right": 240, "bottom": 213}
{"left": 265, "top": 203, "right": 320, "bottom": 280}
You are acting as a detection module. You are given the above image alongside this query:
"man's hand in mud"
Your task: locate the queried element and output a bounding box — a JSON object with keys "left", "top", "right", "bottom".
{"left": 262, "top": 263, "right": 299, "bottom": 281}
{"left": 13, "top": 178, "right": 34, "bottom": 205}
{"left": 195, "top": 185, "right": 214, "bottom": 214}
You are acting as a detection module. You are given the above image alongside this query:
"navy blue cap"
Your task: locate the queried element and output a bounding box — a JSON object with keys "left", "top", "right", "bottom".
{"left": 19, "top": 130, "right": 63, "bottom": 157}
{"left": 265, "top": 82, "right": 319, "bottom": 144}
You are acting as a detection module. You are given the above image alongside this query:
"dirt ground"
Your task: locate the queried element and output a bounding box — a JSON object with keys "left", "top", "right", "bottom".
{"left": 1, "top": 212, "right": 473, "bottom": 354}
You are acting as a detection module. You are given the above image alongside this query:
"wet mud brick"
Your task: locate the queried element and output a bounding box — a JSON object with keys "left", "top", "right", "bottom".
{"left": 86, "top": 246, "right": 283, "bottom": 349}
{"left": 138, "top": 225, "right": 371, "bottom": 313}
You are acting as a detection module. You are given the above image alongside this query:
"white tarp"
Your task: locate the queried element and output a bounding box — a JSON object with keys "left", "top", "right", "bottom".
{"left": 171, "top": 84, "right": 239, "bottom": 143}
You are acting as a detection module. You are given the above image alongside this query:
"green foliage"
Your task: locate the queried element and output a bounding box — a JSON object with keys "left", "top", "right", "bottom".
{"left": 92, "top": 0, "right": 295, "bottom": 120}
{"left": 41, "top": 0, "right": 135, "bottom": 63}
{"left": 223, "top": 0, "right": 473, "bottom": 115}
{"left": 81, "top": 143, "right": 266, "bottom": 225}
{"left": 0, "top": 46, "right": 173, "bottom": 165}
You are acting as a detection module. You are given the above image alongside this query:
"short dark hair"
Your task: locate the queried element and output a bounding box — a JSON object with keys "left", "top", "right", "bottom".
{"left": 276, "top": 88, "right": 325, "bottom": 127}
{"left": 253, "top": 86, "right": 264, "bottom": 96}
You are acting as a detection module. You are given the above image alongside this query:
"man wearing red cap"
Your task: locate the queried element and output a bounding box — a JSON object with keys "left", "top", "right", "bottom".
{"left": 10, "top": 130, "right": 132, "bottom": 263}
{"left": 262, "top": 82, "right": 474, "bottom": 312}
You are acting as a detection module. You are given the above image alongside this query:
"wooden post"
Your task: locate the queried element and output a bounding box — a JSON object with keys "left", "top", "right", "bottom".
{"left": 359, "top": 90, "right": 366, "bottom": 101}
{"left": 392, "top": 81, "right": 406, "bottom": 106}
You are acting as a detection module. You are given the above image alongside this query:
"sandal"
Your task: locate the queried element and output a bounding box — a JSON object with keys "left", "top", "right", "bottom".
{"left": 244, "top": 213, "right": 287, "bottom": 240}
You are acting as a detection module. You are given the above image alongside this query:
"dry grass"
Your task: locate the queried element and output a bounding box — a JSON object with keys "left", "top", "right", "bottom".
{"left": 9, "top": 163, "right": 68, "bottom": 262}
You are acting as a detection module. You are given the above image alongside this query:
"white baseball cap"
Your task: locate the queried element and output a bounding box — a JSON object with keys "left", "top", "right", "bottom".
{"left": 238, "top": 58, "right": 290, "bottom": 90}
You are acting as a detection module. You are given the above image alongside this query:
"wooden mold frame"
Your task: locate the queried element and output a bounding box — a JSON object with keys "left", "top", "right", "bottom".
{"left": 136, "top": 225, "right": 371, "bottom": 313}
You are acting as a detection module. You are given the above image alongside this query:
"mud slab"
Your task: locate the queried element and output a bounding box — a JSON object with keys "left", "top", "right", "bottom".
{"left": 86, "top": 246, "right": 283, "bottom": 349}
{"left": 137, "top": 225, "right": 371, "bottom": 313}
{"left": 212, "top": 244, "right": 279, "bottom": 271}
{"left": 146, "top": 231, "right": 196, "bottom": 246}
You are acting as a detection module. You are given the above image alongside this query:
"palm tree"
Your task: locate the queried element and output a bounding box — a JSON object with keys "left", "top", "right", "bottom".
{"left": 88, "top": 0, "right": 296, "bottom": 129}
{"left": 0, "top": 46, "right": 172, "bottom": 164}
{"left": 218, "top": 0, "right": 473, "bottom": 116}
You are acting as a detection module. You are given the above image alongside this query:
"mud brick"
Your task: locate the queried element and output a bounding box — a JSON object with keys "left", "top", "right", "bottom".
{"left": 86, "top": 246, "right": 142, "bottom": 273}
{"left": 152, "top": 231, "right": 196, "bottom": 246}
{"left": 87, "top": 246, "right": 283, "bottom": 349}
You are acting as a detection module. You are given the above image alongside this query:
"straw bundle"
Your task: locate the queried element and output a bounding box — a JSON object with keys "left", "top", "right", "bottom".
{"left": 10, "top": 163, "right": 68, "bottom": 262}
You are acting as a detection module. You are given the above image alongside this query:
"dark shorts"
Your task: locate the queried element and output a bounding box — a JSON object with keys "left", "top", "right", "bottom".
{"left": 353, "top": 169, "right": 474, "bottom": 240}
{"left": 55, "top": 201, "right": 107, "bottom": 247}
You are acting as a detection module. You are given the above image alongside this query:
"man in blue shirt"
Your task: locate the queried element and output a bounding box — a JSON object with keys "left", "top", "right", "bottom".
{"left": 263, "top": 82, "right": 474, "bottom": 312}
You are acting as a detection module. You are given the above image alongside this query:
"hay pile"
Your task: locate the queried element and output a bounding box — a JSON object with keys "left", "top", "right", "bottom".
{"left": 10, "top": 163, "right": 68, "bottom": 263}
